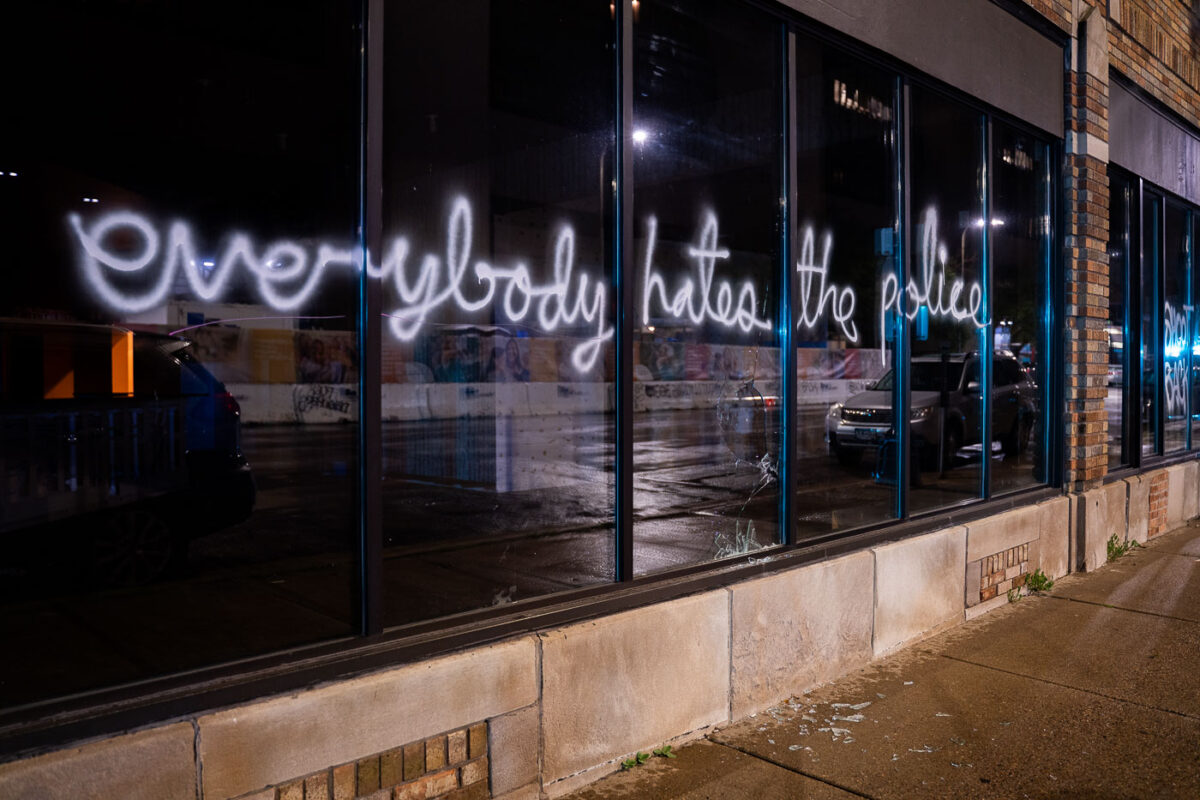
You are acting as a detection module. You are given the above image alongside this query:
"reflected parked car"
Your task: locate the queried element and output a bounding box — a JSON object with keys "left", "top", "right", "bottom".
{"left": 0, "top": 320, "right": 254, "bottom": 587}
{"left": 826, "top": 352, "right": 1037, "bottom": 468}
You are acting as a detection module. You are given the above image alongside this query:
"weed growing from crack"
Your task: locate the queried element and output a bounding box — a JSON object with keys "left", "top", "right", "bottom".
{"left": 1025, "top": 568, "right": 1054, "bottom": 593}
{"left": 1107, "top": 533, "right": 1141, "bottom": 563}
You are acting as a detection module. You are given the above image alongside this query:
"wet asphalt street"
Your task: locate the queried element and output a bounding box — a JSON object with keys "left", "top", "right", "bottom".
{"left": 0, "top": 408, "right": 1038, "bottom": 708}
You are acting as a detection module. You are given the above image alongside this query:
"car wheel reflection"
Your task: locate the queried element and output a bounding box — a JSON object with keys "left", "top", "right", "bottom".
{"left": 90, "top": 508, "right": 181, "bottom": 588}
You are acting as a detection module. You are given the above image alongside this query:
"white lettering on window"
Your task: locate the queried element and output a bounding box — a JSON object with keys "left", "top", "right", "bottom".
{"left": 796, "top": 226, "right": 857, "bottom": 342}
{"left": 641, "top": 211, "right": 773, "bottom": 334}
{"left": 879, "top": 207, "right": 985, "bottom": 359}
{"left": 69, "top": 201, "right": 987, "bottom": 373}
{"left": 1164, "top": 302, "right": 1188, "bottom": 416}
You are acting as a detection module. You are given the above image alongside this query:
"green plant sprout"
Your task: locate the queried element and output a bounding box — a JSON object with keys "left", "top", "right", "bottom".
{"left": 1025, "top": 568, "right": 1054, "bottom": 593}
{"left": 1107, "top": 533, "right": 1141, "bottom": 562}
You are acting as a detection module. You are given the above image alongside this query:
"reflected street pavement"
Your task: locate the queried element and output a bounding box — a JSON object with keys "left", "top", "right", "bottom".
{"left": 0, "top": 408, "right": 1039, "bottom": 706}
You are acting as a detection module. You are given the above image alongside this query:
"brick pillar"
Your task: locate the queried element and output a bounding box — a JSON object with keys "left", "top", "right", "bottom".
{"left": 1062, "top": 1, "right": 1111, "bottom": 491}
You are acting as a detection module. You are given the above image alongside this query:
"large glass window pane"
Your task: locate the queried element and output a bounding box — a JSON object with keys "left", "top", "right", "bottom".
{"left": 794, "top": 36, "right": 898, "bottom": 535}
{"left": 0, "top": 2, "right": 360, "bottom": 705}
{"left": 907, "top": 87, "right": 986, "bottom": 512}
{"left": 1107, "top": 173, "right": 1131, "bottom": 468}
{"left": 380, "top": 1, "right": 616, "bottom": 623}
{"left": 991, "top": 124, "right": 1050, "bottom": 492}
{"left": 1143, "top": 192, "right": 1161, "bottom": 456}
{"left": 1164, "top": 201, "right": 1189, "bottom": 453}
{"left": 632, "top": 0, "right": 783, "bottom": 574}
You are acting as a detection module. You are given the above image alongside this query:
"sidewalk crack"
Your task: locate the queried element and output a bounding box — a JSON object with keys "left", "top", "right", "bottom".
{"left": 707, "top": 738, "right": 879, "bottom": 799}
{"left": 939, "top": 654, "right": 1200, "bottom": 721}
{"left": 1046, "top": 594, "right": 1200, "bottom": 626}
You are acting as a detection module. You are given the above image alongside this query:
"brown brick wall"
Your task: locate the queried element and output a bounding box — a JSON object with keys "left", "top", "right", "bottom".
{"left": 1063, "top": 149, "right": 1111, "bottom": 488}
{"left": 1026, "top": 0, "right": 1073, "bottom": 33}
{"left": 238, "top": 723, "right": 491, "bottom": 800}
{"left": 972, "top": 543, "right": 1032, "bottom": 604}
{"left": 1065, "top": 3, "right": 1113, "bottom": 488}
{"left": 1109, "top": 0, "right": 1200, "bottom": 127}
{"left": 1019, "top": 0, "right": 1200, "bottom": 488}
{"left": 1149, "top": 470, "right": 1169, "bottom": 536}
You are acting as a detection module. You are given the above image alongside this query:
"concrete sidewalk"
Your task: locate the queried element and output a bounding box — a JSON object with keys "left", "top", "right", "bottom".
{"left": 563, "top": 522, "right": 1200, "bottom": 799}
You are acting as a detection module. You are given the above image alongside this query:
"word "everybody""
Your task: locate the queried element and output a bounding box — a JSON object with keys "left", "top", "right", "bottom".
{"left": 70, "top": 199, "right": 770, "bottom": 373}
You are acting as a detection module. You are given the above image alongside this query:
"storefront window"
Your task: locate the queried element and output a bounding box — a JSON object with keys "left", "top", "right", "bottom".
{"left": 0, "top": 0, "right": 1065, "bottom": 716}
{"left": 1143, "top": 192, "right": 1162, "bottom": 456}
{"left": 631, "top": 0, "right": 784, "bottom": 573}
{"left": 380, "top": 1, "right": 617, "bottom": 622}
{"left": 906, "top": 87, "right": 986, "bottom": 513}
{"left": 0, "top": 2, "right": 361, "bottom": 705}
{"left": 991, "top": 123, "right": 1050, "bottom": 492}
{"left": 1107, "top": 172, "right": 1131, "bottom": 468}
{"left": 1164, "top": 201, "right": 1190, "bottom": 453}
{"left": 794, "top": 35, "right": 898, "bottom": 535}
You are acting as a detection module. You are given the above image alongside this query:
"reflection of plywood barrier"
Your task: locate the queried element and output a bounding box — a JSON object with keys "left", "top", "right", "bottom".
{"left": 42, "top": 333, "right": 74, "bottom": 399}
{"left": 226, "top": 381, "right": 813, "bottom": 423}
{"left": 795, "top": 379, "right": 877, "bottom": 407}
{"left": 111, "top": 329, "right": 133, "bottom": 396}
{"left": 38, "top": 329, "right": 136, "bottom": 400}
{"left": 382, "top": 383, "right": 430, "bottom": 420}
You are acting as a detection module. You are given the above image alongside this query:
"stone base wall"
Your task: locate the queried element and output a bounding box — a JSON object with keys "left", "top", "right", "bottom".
{"left": 1, "top": 467, "right": 1197, "bottom": 800}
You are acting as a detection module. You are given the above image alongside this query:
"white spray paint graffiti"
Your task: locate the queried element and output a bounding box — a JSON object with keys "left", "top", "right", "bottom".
{"left": 640, "top": 211, "right": 773, "bottom": 334}
{"left": 371, "top": 198, "right": 611, "bottom": 372}
{"left": 795, "top": 226, "right": 857, "bottom": 342}
{"left": 879, "top": 207, "right": 986, "bottom": 360}
{"left": 1163, "top": 302, "right": 1189, "bottom": 417}
{"left": 68, "top": 201, "right": 986, "bottom": 374}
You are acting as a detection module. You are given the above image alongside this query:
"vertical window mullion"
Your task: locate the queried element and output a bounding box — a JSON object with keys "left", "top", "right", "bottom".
{"left": 1131, "top": 179, "right": 1143, "bottom": 468}
{"left": 1123, "top": 179, "right": 1134, "bottom": 467}
{"left": 1180, "top": 208, "right": 1190, "bottom": 450}
{"left": 981, "top": 116, "right": 993, "bottom": 499}
{"left": 360, "top": 0, "right": 384, "bottom": 636}
{"left": 1158, "top": 195, "right": 1166, "bottom": 454}
{"left": 615, "top": 0, "right": 634, "bottom": 582}
{"left": 1042, "top": 142, "right": 1056, "bottom": 483}
{"left": 781, "top": 27, "right": 798, "bottom": 546}
{"left": 896, "top": 78, "right": 911, "bottom": 518}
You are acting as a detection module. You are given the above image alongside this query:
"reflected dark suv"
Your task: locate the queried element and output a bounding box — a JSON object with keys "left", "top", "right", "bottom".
{"left": 826, "top": 352, "right": 1037, "bottom": 468}
{"left": 0, "top": 321, "right": 255, "bottom": 586}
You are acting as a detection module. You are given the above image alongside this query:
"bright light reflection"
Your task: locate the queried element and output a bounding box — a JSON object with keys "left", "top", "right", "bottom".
{"left": 632, "top": 129, "right": 648, "bottom": 145}
{"left": 1164, "top": 302, "right": 1187, "bottom": 415}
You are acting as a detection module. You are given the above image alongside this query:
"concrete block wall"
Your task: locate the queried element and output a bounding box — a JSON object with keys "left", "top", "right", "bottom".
{"left": 1070, "top": 466, "right": 1197, "bottom": 574}
{"left": 3, "top": 492, "right": 1109, "bottom": 800}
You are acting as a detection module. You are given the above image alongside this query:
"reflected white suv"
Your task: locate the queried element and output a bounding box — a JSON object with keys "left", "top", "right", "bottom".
{"left": 826, "top": 352, "right": 1037, "bottom": 468}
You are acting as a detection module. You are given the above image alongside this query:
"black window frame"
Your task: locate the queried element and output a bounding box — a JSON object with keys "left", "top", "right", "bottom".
{"left": 0, "top": 0, "right": 1066, "bottom": 759}
{"left": 1107, "top": 165, "right": 1200, "bottom": 472}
